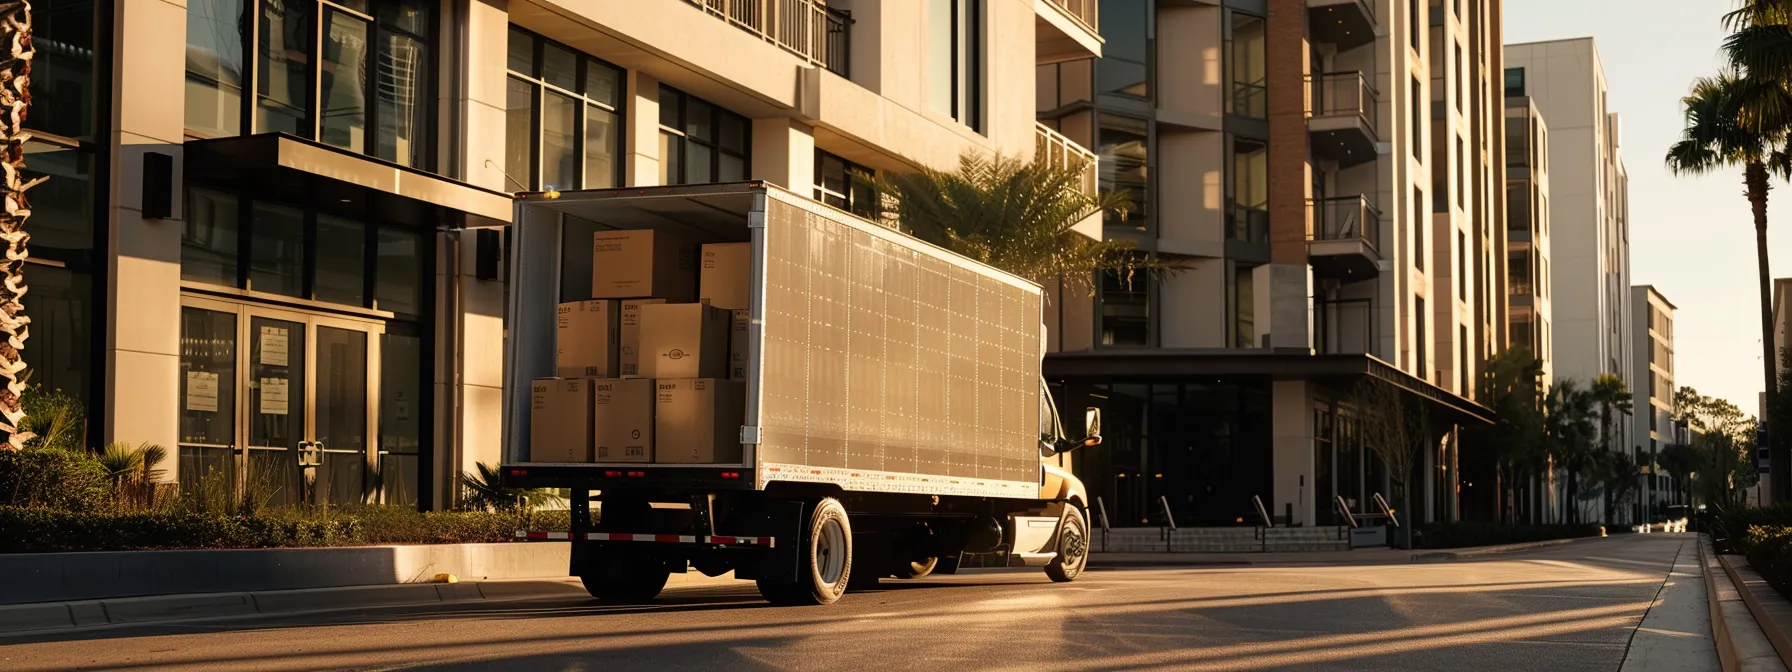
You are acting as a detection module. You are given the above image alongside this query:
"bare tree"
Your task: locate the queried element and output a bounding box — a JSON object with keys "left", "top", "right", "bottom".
{"left": 0, "top": 0, "right": 36, "bottom": 450}
{"left": 1352, "top": 378, "right": 1430, "bottom": 548}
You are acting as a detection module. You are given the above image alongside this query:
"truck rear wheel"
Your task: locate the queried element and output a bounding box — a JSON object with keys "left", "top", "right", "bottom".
{"left": 756, "top": 497, "right": 852, "bottom": 605}
{"left": 580, "top": 557, "right": 671, "bottom": 601}
{"left": 1045, "top": 506, "right": 1089, "bottom": 583}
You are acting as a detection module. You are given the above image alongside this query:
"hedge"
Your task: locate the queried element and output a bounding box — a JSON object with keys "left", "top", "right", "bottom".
{"left": 1412, "top": 522, "right": 1606, "bottom": 549}
{"left": 0, "top": 507, "right": 571, "bottom": 553}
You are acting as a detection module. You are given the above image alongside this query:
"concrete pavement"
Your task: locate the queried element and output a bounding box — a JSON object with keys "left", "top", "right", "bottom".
{"left": 0, "top": 533, "right": 1719, "bottom": 671}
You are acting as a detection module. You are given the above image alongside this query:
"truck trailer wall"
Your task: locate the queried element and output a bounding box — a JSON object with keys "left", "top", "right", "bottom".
{"left": 756, "top": 194, "right": 1044, "bottom": 498}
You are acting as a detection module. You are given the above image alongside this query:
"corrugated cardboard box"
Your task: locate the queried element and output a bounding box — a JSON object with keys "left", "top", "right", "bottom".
{"left": 556, "top": 300, "right": 619, "bottom": 377}
{"left": 593, "top": 378, "right": 654, "bottom": 463}
{"left": 637, "top": 303, "right": 730, "bottom": 379}
{"left": 530, "top": 378, "right": 593, "bottom": 463}
{"left": 654, "top": 379, "right": 746, "bottom": 463}
{"left": 619, "top": 298, "right": 669, "bottom": 376}
{"left": 730, "top": 309, "right": 750, "bottom": 380}
{"left": 700, "top": 242, "right": 752, "bottom": 310}
{"left": 592, "top": 229, "right": 696, "bottom": 300}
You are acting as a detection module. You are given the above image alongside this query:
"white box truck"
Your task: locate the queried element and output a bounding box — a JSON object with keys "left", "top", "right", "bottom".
{"left": 503, "top": 182, "right": 1101, "bottom": 605}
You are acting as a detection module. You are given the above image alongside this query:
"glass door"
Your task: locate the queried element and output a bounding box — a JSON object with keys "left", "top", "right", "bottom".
{"left": 246, "top": 314, "right": 306, "bottom": 507}
{"left": 179, "top": 306, "right": 240, "bottom": 496}
{"left": 313, "top": 319, "right": 381, "bottom": 505}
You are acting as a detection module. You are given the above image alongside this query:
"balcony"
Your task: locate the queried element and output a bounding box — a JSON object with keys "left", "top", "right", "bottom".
{"left": 1037, "top": 123, "right": 1101, "bottom": 239}
{"left": 683, "top": 0, "right": 852, "bottom": 77}
{"left": 1315, "top": 298, "right": 1376, "bottom": 356}
{"left": 1307, "top": 0, "right": 1377, "bottom": 51}
{"left": 1307, "top": 72, "right": 1379, "bottom": 168}
{"left": 1036, "top": 0, "right": 1102, "bottom": 64}
{"left": 1307, "top": 196, "right": 1382, "bottom": 279}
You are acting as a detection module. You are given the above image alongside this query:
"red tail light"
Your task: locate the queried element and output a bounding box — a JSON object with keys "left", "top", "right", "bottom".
{"left": 603, "top": 470, "right": 622, "bottom": 478}
{"left": 508, "top": 469, "right": 528, "bottom": 477}
{"left": 626, "top": 471, "right": 646, "bottom": 478}
{"left": 720, "top": 471, "right": 741, "bottom": 480}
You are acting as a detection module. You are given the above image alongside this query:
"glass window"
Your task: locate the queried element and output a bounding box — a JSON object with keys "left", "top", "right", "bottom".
{"left": 187, "top": 0, "right": 246, "bottom": 137}
{"left": 1229, "top": 14, "right": 1266, "bottom": 119}
{"left": 1454, "top": 42, "right": 1464, "bottom": 114}
{"left": 1505, "top": 67, "right": 1526, "bottom": 97}
{"left": 183, "top": 187, "right": 241, "bottom": 286}
{"left": 505, "top": 27, "right": 625, "bottom": 191}
{"left": 1100, "top": 268, "right": 1148, "bottom": 346}
{"left": 179, "top": 307, "right": 238, "bottom": 493}
{"left": 314, "top": 214, "right": 367, "bottom": 306}
{"left": 375, "top": 227, "right": 425, "bottom": 316}
{"left": 1234, "top": 264, "right": 1255, "bottom": 347}
{"left": 380, "top": 332, "right": 423, "bottom": 505}
{"left": 1230, "top": 137, "right": 1267, "bottom": 243}
{"left": 1457, "top": 136, "right": 1466, "bottom": 208}
{"left": 24, "top": 265, "right": 91, "bottom": 402}
{"left": 815, "top": 150, "right": 876, "bottom": 219}
{"left": 1457, "top": 231, "right": 1466, "bottom": 301}
{"left": 658, "top": 85, "right": 750, "bottom": 185}
{"left": 23, "top": 141, "right": 93, "bottom": 256}
{"left": 319, "top": 9, "right": 371, "bottom": 154}
{"left": 926, "top": 0, "right": 982, "bottom": 128}
{"left": 1411, "top": 77, "right": 1422, "bottom": 159}
{"left": 248, "top": 201, "right": 305, "bottom": 297}
{"left": 256, "top": 0, "right": 310, "bottom": 135}
{"left": 1413, "top": 187, "right": 1424, "bottom": 270}
{"left": 1099, "top": 115, "right": 1148, "bottom": 231}
{"left": 375, "top": 31, "right": 429, "bottom": 167}
{"left": 1416, "top": 297, "right": 1428, "bottom": 376}
{"left": 1409, "top": 0, "right": 1420, "bottom": 51}
{"left": 32, "top": 0, "right": 98, "bottom": 141}
{"left": 1097, "top": 0, "right": 1147, "bottom": 99}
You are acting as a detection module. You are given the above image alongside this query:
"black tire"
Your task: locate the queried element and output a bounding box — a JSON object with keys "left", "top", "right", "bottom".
{"left": 580, "top": 557, "right": 671, "bottom": 601}
{"left": 756, "top": 497, "right": 853, "bottom": 605}
{"left": 1045, "top": 506, "right": 1089, "bottom": 583}
{"left": 891, "top": 556, "right": 939, "bottom": 579}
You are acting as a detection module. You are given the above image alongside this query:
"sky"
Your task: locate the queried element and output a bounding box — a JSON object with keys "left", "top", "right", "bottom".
{"left": 1503, "top": 0, "right": 1779, "bottom": 414}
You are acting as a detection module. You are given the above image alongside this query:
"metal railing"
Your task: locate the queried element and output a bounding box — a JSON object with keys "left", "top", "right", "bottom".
{"left": 1315, "top": 298, "right": 1374, "bottom": 355}
{"left": 1158, "top": 495, "right": 1177, "bottom": 551}
{"left": 1042, "top": 0, "right": 1099, "bottom": 33}
{"left": 1036, "top": 123, "right": 1099, "bottom": 199}
{"left": 1306, "top": 71, "right": 1379, "bottom": 133}
{"left": 1308, "top": 195, "right": 1381, "bottom": 250}
{"left": 685, "top": 0, "right": 852, "bottom": 77}
{"left": 1095, "top": 496, "right": 1111, "bottom": 552}
{"left": 1252, "top": 495, "right": 1274, "bottom": 529}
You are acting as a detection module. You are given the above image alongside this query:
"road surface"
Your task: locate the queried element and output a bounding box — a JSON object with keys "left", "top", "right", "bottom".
{"left": 0, "top": 533, "right": 1710, "bottom": 671}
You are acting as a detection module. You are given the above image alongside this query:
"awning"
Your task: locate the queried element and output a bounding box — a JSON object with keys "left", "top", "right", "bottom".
{"left": 184, "top": 133, "right": 514, "bottom": 229}
{"left": 1044, "top": 349, "right": 1495, "bottom": 424}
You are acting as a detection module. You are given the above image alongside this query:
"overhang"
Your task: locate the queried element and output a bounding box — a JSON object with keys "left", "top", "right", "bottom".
{"left": 1044, "top": 349, "right": 1494, "bottom": 424}
{"left": 184, "top": 133, "right": 514, "bottom": 230}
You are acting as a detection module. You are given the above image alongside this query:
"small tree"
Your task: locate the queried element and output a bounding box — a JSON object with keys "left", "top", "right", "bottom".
{"left": 1546, "top": 380, "right": 1598, "bottom": 524}
{"left": 1351, "top": 377, "right": 1428, "bottom": 548}
{"left": 1676, "top": 386, "right": 1761, "bottom": 511}
{"left": 1464, "top": 347, "right": 1547, "bottom": 524}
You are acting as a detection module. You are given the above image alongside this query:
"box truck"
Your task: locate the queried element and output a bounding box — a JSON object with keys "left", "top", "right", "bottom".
{"left": 502, "top": 182, "right": 1101, "bottom": 605}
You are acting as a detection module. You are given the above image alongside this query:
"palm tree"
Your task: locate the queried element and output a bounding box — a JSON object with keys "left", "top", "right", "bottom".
{"left": 459, "top": 462, "right": 562, "bottom": 512}
{"left": 1588, "top": 373, "right": 1633, "bottom": 522}
{"left": 872, "top": 153, "right": 1171, "bottom": 293}
{"left": 1464, "top": 347, "right": 1546, "bottom": 524}
{"left": 0, "top": 1, "right": 36, "bottom": 450}
{"left": 1546, "top": 381, "right": 1598, "bottom": 525}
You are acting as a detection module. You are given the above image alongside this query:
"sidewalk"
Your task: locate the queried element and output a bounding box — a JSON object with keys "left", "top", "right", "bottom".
{"left": 1090, "top": 537, "right": 1586, "bottom": 568}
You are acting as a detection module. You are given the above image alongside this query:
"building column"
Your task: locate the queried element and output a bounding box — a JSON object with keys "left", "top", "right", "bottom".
{"left": 625, "top": 72, "right": 662, "bottom": 187}
{"left": 750, "top": 118, "right": 815, "bottom": 195}
{"left": 1266, "top": 0, "right": 1313, "bottom": 351}
{"left": 1272, "top": 380, "right": 1316, "bottom": 526}
{"left": 105, "top": 0, "right": 186, "bottom": 479}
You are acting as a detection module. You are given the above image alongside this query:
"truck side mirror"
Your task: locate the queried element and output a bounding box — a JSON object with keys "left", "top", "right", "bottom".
{"left": 1085, "top": 408, "right": 1101, "bottom": 442}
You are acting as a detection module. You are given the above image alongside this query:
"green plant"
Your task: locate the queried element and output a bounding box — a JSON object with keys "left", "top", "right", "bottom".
{"left": 1546, "top": 380, "right": 1598, "bottom": 524}
{"left": 0, "top": 447, "right": 110, "bottom": 511}
{"left": 1464, "top": 346, "right": 1548, "bottom": 524}
{"left": 0, "top": 0, "right": 38, "bottom": 450}
{"left": 18, "top": 387, "right": 84, "bottom": 451}
{"left": 0, "top": 505, "right": 574, "bottom": 553}
{"left": 870, "top": 153, "right": 1174, "bottom": 294}
{"left": 1351, "top": 378, "right": 1428, "bottom": 549}
{"left": 459, "top": 462, "right": 562, "bottom": 512}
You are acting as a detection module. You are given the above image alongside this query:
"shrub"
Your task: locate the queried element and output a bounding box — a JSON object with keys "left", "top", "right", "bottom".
{"left": 0, "top": 506, "right": 572, "bottom": 553}
{"left": 1412, "top": 522, "right": 1606, "bottom": 549}
{"left": 0, "top": 448, "right": 111, "bottom": 511}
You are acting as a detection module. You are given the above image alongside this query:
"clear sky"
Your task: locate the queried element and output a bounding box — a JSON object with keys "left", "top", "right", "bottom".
{"left": 1504, "top": 0, "right": 1779, "bottom": 415}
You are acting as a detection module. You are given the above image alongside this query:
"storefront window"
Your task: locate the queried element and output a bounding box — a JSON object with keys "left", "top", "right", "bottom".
{"left": 506, "top": 27, "right": 624, "bottom": 191}
{"left": 183, "top": 187, "right": 241, "bottom": 287}
{"left": 249, "top": 201, "right": 305, "bottom": 297}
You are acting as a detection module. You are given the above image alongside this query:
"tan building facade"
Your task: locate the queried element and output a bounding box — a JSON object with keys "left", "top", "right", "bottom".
{"left": 1504, "top": 95, "right": 1551, "bottom": 386}
{"left": 1631, "top": 285, "right": 1680, "bottom": 517}
{"left": 47, "top": 0, "right": 1103, "bottom": 509}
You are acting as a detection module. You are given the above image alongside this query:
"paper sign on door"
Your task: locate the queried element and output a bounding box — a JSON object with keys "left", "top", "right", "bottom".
{"left": 185, "top": 371, "right": 219, "bottom": 413}
{"left": 259, "top": 377, "right": 289, "bottom": 415}
{"left": 259, "top": 327, "right": 290, "bottom": 367}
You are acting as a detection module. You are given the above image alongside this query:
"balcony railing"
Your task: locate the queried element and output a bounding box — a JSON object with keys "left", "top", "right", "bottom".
{"left": 1305, "top": 71, "right": 1378, "bottom": 131}
{"left": 1315, "top": 298, "right": 1375, "bottom": 356}
{"left": 1037, "top": 123, "right": 1098, "bottom": 198}
{"left": 1043, "top": 0, "right": 1099, "bottom": 33}
{"left": 685, "top": 0, "right": 852, "bottom": 77}
{"left": 1308, "top": 196, "right": 1381, "bottom": 250}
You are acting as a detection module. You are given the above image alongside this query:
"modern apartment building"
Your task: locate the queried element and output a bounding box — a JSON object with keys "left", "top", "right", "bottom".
{"left": 1039, "top": 0, "right": 1506, "bottom": 528}
{"left": 1504, "top": 94, "right": 1551, "bottom": 386}
{"left": 1631, "top": 285, "right": 1677, "bottom": 518}
{"left": 1504, "top": 39, "right": 1633, "bottom": 452}
{"left": 40, "top": 0, "right": 1104, "bottom": 509}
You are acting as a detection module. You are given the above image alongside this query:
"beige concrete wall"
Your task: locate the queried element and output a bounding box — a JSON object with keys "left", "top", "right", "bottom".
{"left": 1155, "top": 5, "right": 1223, "bottom": 129}
{"left": 1156, "top": 130, "right": 1225, "bottom": 256}
{"left": 1271, "top": 380, "right": 1315, "bottom": 526}
{"left": 1159, "top": 261, "right": 1226, "bottom": 348}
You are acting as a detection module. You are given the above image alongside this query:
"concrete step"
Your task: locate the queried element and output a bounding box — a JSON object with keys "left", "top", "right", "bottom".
{"left": 1096, "top": 527, "right": 1352, "bottom": 553}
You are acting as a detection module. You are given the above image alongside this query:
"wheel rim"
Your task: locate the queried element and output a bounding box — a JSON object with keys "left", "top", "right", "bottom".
{"left": 816, "top": 517, "right": 848, "bottom": 585}
{"left": 1062, "top": 522, "right": 1087, "bottom": 571}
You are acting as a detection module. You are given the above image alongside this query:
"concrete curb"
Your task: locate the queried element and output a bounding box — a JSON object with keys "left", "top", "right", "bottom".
{"left": 1716, "top": 552, "right": 1792, "bottom": 669}
{"left": 0, "top": 571, "right": 745, "bottom": 636}
{"left": 1407, "top": 536, "right": 1585, "bottom": 562}
{"left": 1701, "top": 535, "right": 1783, "bottom": 672}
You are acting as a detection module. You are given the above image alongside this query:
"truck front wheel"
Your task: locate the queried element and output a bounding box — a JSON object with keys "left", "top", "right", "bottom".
{"left": 1044, "top": 507, "right": 1089, "bottom": 583}
{"left": 580, "top": 557, "right": 671, "bottom": 601}
{"left": 757, "top": 497, "right": 852, "bottom": 605}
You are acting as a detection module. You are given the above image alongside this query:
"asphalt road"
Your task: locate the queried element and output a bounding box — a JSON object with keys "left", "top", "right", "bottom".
{"left": 1, "top": 533, "right": 1704, "bottom": 672}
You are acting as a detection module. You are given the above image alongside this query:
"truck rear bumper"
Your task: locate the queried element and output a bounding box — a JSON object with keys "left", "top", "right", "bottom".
{"left": 516, "top": 531, "right": 775, "bottom": 547}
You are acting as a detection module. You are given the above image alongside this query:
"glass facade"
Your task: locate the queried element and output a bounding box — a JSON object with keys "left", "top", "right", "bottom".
{"left": 1228, "top": 14, "right": 1266, "bottom": 119}
{"left": 505, "top": 27, "right": 624, "bottom": 191}
{"left": 926, "top": 0, "right": 983, "bottom": 128}
{"left": 1097, "top": 0, "right": 1147, "bottom": 99}
{"left": 1098, "top": 115, "right": 1148, "bottom": 231}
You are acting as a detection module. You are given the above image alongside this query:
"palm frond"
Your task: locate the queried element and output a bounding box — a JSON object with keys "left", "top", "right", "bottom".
{"left": 1727, "top": 23, "right": 1792, "bottom": 83}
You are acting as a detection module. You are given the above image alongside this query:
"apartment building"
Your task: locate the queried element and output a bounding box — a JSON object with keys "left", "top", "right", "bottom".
{"left": 40, "top": 0, "right": 1103, "bottom": 509}
{"left": 1039, "top": 0, "right": 1505, "bottom": 528}
{"left": 1504, "top": 39, "right": 1633, "bottom": 450}
{"left": 1504, "top": 94, "right": 1551, "bottom": 386}
{"left": 1631, "top": 285, "right": 1678, "bottom": 517}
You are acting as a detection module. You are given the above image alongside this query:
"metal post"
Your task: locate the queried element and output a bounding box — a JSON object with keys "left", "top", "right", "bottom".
{"left": 1095, "top": 496, "right": 1111, "bottom": 553}
{"left": 1159, "top": 495, "right": 1177, "bottom": 552}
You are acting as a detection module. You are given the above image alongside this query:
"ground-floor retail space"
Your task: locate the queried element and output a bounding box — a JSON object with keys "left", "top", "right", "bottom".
{"left": 1046, "top": 351, "right": 1493, "bottom": 529}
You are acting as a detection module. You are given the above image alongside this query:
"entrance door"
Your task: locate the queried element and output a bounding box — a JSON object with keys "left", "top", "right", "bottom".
{"left": 179, "top": 296, "right": 382, "bottom": 507}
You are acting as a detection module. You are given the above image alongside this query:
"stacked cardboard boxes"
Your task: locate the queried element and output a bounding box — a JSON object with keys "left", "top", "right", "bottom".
{"left": 530, "top": 233, "right": 758, "bottom": 466}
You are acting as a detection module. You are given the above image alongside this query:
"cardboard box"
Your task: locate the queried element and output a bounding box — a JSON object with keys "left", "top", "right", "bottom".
{"left": 700, "top": 242, "right": 752, "bottom": 310}
{"left": 556, "top": 300, "right": 619, "bottom": 377}
{"left": 619, "top": 298, "right": 669, "bottom": 376}
{"left": 592, "top": 229, "right": 696, "bottom": 300}
{"left": 730, "top": 309, "right": 750, "bottom": 380}
{"left": 654, "top": 379, "right": 746, "bottom": 464}
{"left": 637, "top": 303, "right": 731, "bottom": 379}
{"left": 530, "top": 378, "right": 593, "bottom": 463}
{"left": 593, "top": 378, "right": 655, "bottom": 463}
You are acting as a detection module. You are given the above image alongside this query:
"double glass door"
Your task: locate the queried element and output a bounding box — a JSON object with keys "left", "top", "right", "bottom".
{"left": 179, "top": 296, "right": 382, "bottom": 506}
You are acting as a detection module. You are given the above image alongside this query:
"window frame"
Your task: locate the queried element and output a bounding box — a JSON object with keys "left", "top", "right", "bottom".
{"left": 813, "top": 149, "right": 877, "bottom": 220}
{"left": 928, "top": 0, "right": 985, "bottom": 130}
{"left": 504, "top": 26, "right": 627, "bottom": 192}
{"left": 657, "top": 85, "right": 751, "bottom": 186}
